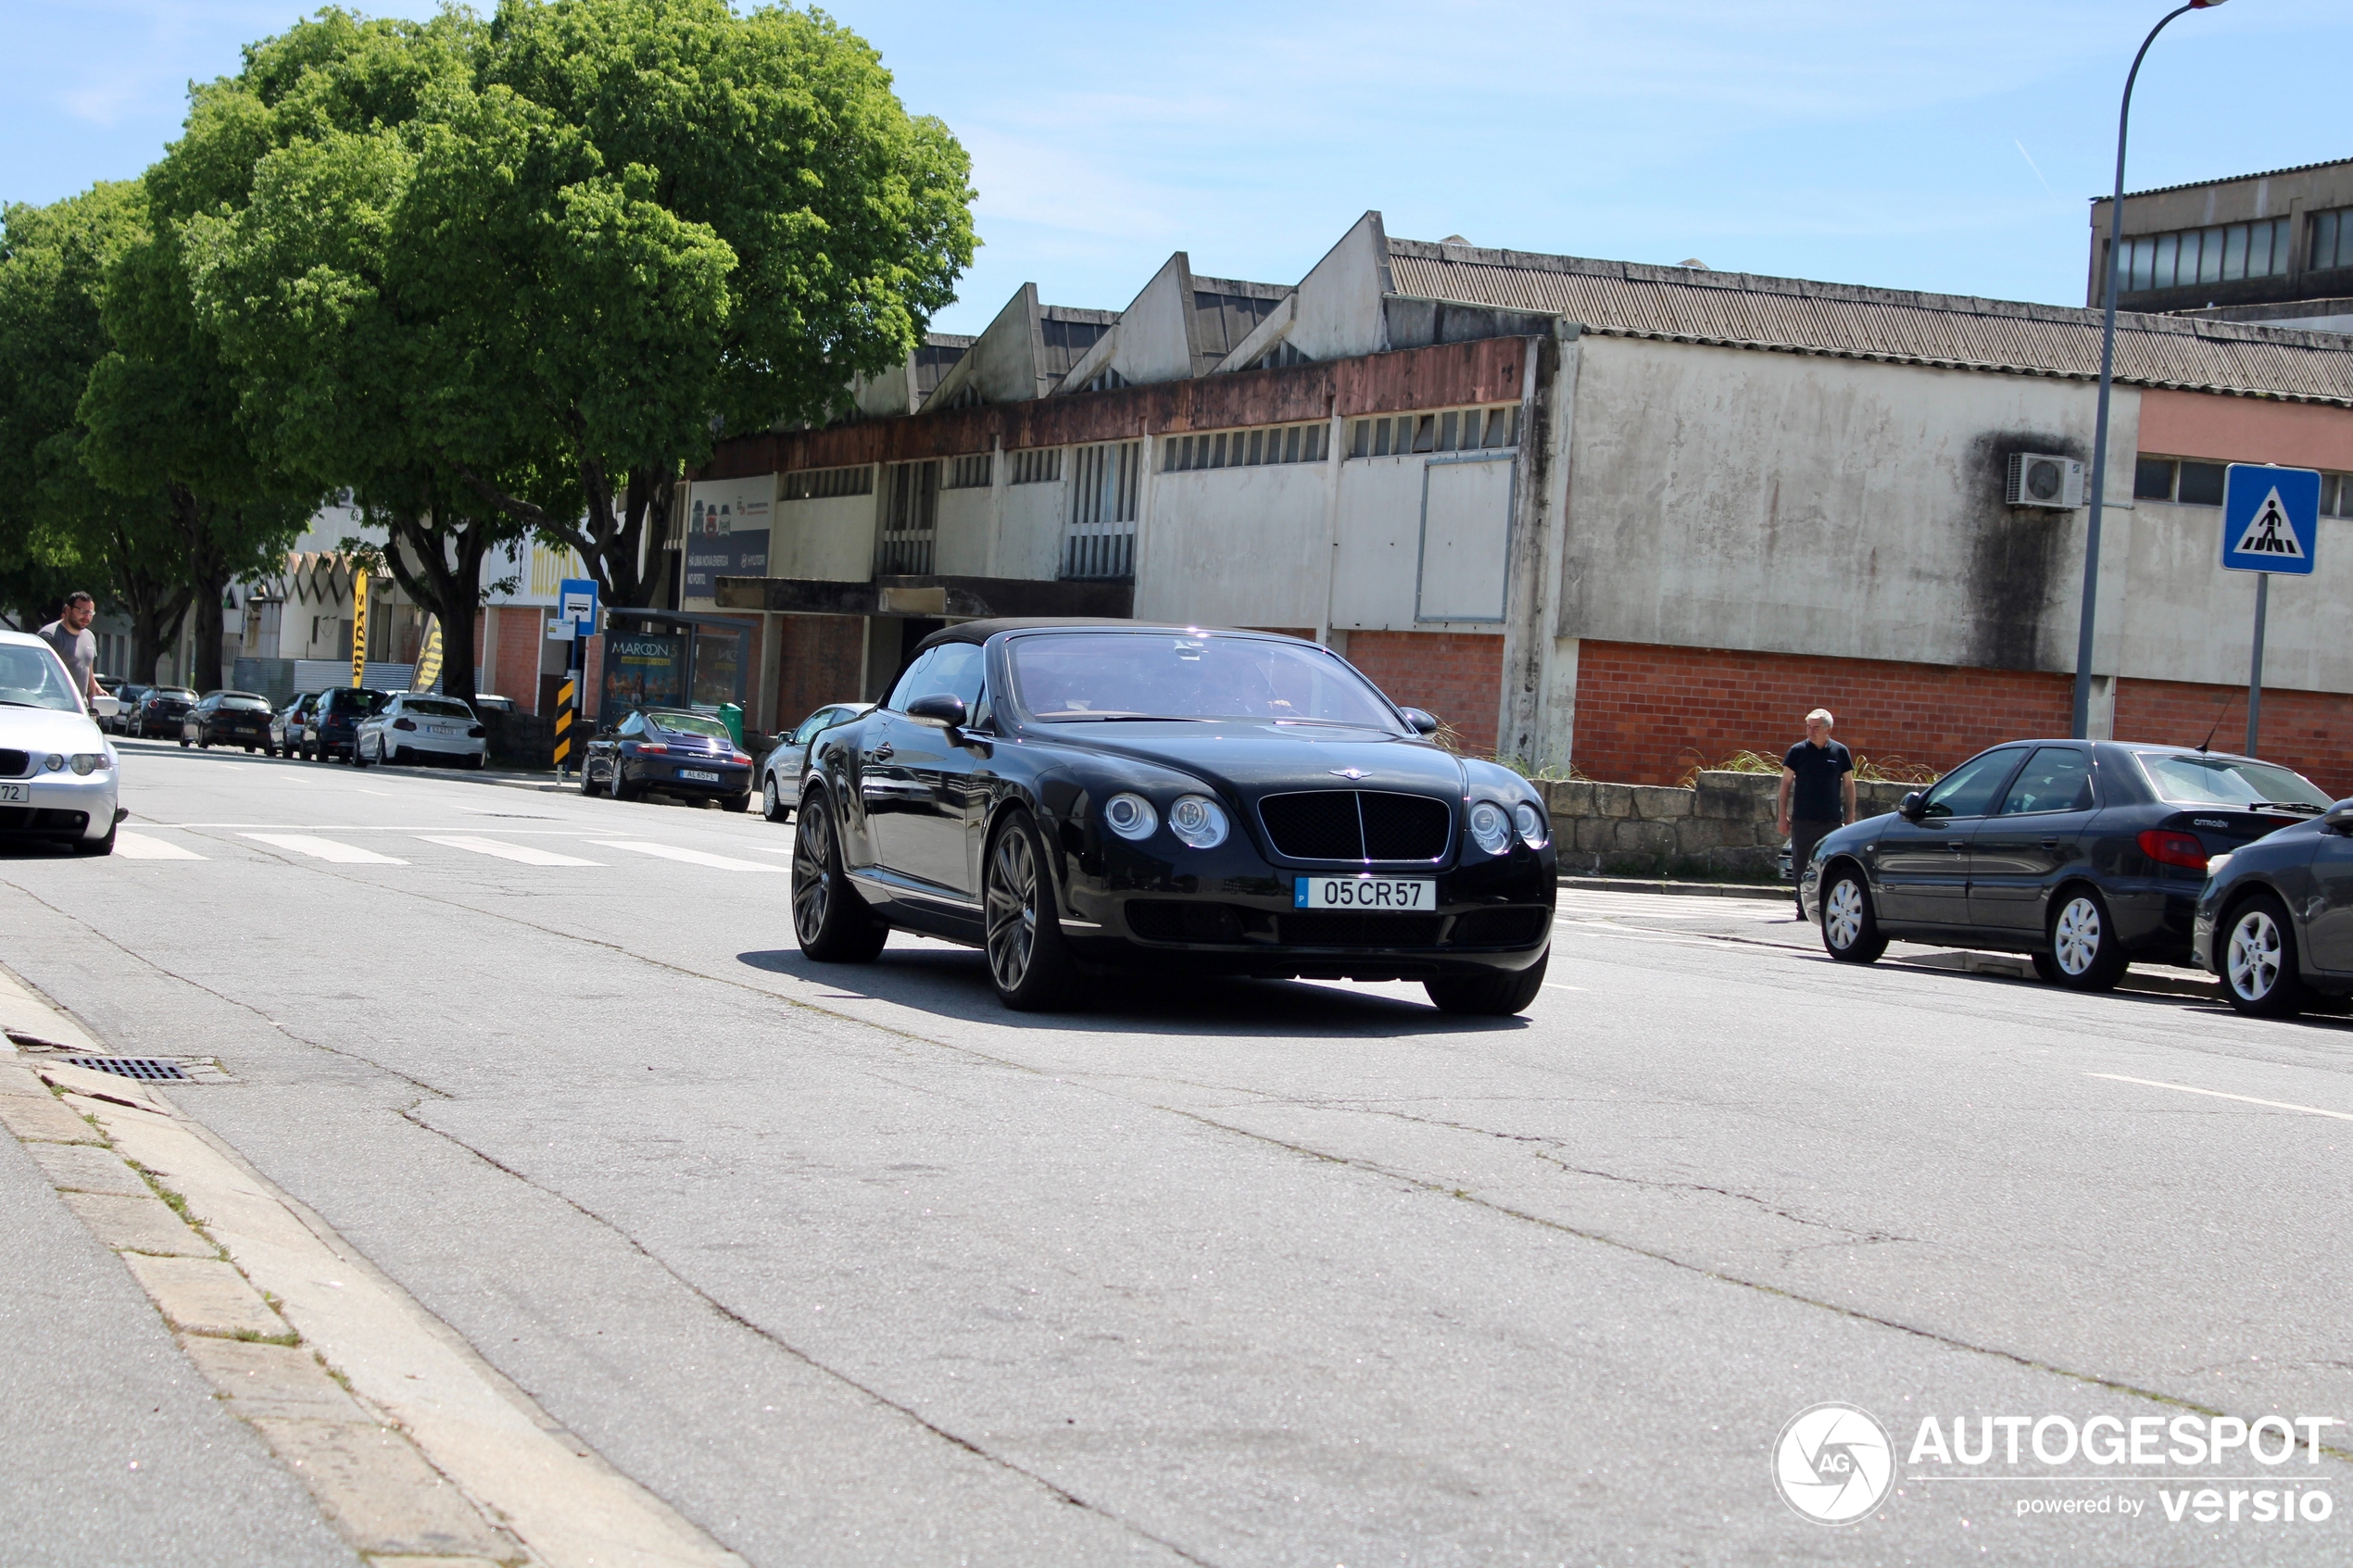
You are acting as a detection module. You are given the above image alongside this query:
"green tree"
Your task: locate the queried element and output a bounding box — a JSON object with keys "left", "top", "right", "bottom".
{"left": 0, "top": 182, "right": 195, "bottom": 669}
{"left": 189, "top": 0, "right": 976, "bottom": 610}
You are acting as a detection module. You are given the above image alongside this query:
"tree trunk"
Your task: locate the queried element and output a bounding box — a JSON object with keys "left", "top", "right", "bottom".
{"left": 381, "top": 509, "right": 496, "bottom": 706}
{"left": 108, "top": 520, "right": 192, "bottom": 684}
{"left": 171, "top": 485, "right": 232, "bottom": 694}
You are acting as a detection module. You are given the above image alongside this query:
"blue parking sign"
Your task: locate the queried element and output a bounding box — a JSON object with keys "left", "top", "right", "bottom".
{"left": 2221, "top": 464, "right": 2320, "bottom": 576}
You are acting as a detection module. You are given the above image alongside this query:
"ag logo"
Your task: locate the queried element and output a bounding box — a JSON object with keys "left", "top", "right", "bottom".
{"left": 1773, "top": 1402, "right": 1894, "bottom": 1524}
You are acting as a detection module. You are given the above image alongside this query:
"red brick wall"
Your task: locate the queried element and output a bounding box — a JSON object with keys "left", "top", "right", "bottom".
{"left": 2115, "top": 678, "right": 2353, "bottom": 798}
{"left": 774, "top": 615, "right": 865, "bottom": 734}
{"left": 1570, "top": 641, "right": 2072, "bottom": 785}
{"left": 491, "top": 608, "right": 544, "bottom": 712}
{"left": 1343, "top": 631, "right": 1504, "bottom": 757}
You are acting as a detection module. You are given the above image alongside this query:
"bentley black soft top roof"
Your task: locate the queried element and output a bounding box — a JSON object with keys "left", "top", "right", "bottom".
{"left": 912, "top": 619, "right": 1310, "bottom": 655}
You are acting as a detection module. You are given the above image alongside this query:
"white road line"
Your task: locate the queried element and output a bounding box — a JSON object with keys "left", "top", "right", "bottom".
{"left": 241, "top": 833, "right": 409, "bottom": 865}
{"left": 415, "top": 835, "right": 603, "bottom": 867}
{"left": 113, "top": 831, "right": 207, "bottom": 860}
{"left": 591, "top": 841, "right": 786, "bottom": 873}
{"left": 2087, "top": 1073, "right": 2353, "bottom": 1123}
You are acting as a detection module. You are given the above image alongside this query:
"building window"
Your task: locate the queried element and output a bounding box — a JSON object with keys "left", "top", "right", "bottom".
{"left": 941, "top": 452, "right": 992, "bottom": 490}
{"left": 2322, "top": 472, "right": 2353, "bottom": 518}
{"left": 780, "top": 465, "right": 875, "bottom": 501}
{"left": 1063, "top": 442, "right": 1140, "bottom": 581}
{"left": 1162, "top": 421, "right": 1328, "bottom": 472}
{"left": 877, "top": 460, "right": 938, "bottom": 575}
{"left": 1348, "top": 405, "right": 1518, "bottom": 458}
{"left": 2134, "top": 456, "right": 2227, "bottom": 506}
{"left": 1010, "top": 448, "right": 1063, "bottom": 484}
{"left": 2118, "top": 218, "right": 2289, "bottom": 295}
{"left": 2310, "top": 208, "right": 2353, "bottom": 274}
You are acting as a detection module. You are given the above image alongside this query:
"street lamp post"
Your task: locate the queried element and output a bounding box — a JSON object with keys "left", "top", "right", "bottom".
{"left": 2072, "top": 0, "right": 2231, "bottom": 740}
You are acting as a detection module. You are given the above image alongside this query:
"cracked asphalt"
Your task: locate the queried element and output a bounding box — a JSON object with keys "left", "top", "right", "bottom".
{"left": 5, "top": 738, "right": 2352, "bottom": 1564}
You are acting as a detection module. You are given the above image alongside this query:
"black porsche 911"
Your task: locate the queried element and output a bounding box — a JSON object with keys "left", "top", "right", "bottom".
{"left": 1798, "top": 739, "right": 2333, "bottom": 989}
{"left": 790, "top": 620, "right": 1556, "bottom": 1014}
{"left": 2192, "top": 797, "right": 2353, "bottom": 1017}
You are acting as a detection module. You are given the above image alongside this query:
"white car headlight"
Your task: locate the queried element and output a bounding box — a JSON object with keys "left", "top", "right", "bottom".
{"left": 1513, "top": 801, "right": 1546, "bottom": 846}
{"left": 1468, "top": 799, "right": 1513, "bottom": 855}
{"left": 1101, "top": 792, "right": 1158, "bottom": 841}
{"left": 44, "top": 753, "right": 64, "bottom": 771}
{"left": 1167, "top": 795, "right": 1229, "bottom": 849}
{"left": 69, "top": 753, "right": 110, "bottom": 775}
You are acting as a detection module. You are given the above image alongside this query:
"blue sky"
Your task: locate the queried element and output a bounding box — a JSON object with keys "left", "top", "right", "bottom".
{"left": 6, "top": 1, "right": 2350, "bottom": 333}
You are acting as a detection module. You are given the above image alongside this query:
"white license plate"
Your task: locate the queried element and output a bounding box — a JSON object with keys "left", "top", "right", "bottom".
{"left": 1294, "top": 875, "right": 1435, "bottom": 910}
{"left": 679, "top": 768, "right": 722, "bottom": 783}
{"left": 0, "top": 783, "right": 27, "bottom": 803}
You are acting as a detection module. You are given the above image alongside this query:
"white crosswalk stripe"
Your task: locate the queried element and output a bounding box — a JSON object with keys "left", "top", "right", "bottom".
{"left": 113, "top": 831, "right": 207, "bottom": 860}
{"left": 241, "top": 833, "right": 409, "bottom": 865}
{"left": 415, "top": 835, "right": 604, "bottom": 867}
{"left": 590, "top": 841, "right": 786, "bottom": 873}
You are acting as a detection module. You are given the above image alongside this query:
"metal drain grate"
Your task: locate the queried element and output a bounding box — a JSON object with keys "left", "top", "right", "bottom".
{"left": 71, "top": 1057, "right": 192, "bottom": 1082}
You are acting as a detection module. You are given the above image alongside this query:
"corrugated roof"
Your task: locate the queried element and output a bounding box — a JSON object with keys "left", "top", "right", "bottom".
{"left": 2093, "top": 154, "right": 2353, "bottom": 207}
{"left": 1386, "top": 241, "right": 2353, "bottom": 406}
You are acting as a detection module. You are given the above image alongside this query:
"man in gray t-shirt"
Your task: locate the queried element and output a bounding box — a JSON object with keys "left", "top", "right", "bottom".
{"left": 37, "top": 592, "right": 98, "bottom": 707}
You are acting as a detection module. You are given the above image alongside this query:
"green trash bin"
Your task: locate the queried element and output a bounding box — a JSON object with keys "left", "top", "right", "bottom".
{"left": 717, "top": 702, "right": 744, "bottom": 747}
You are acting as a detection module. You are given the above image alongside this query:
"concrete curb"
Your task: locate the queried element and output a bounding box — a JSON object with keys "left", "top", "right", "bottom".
{"left": 1890, "top": 947, "right": 2221, "bottom": 1000}
{"left": 1559, "top": 875, "right": 1790, "bottom": 902}
{"left": 0, "top": 973, "right": 749, "bottom": 1568}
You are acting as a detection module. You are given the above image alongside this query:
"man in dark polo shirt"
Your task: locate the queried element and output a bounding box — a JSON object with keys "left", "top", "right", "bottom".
{"left": 1777, "top": 707, "right": 1856, "bottom": 917}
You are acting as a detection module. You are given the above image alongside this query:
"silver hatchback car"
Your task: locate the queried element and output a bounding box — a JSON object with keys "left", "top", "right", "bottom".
{"left": 353, "top": 692, "right": 487, "bottom": 770}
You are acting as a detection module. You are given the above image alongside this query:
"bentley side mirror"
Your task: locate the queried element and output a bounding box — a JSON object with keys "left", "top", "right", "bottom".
{"left": 1899, "top": 791, "right": 1927, "bottom": 821}
{"left": 905, "top": 694, "right": 968, "bottom": 730}
{"left": 1400, "top": 707, "right": 1441, "bottom": 736}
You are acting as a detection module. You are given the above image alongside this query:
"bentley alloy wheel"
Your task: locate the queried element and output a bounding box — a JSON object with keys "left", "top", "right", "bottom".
{"left": 983, "top": 810, "right": 1077, "bottom": 1010}
{"left": 791, "top": 791, "right": 885, "bottom": 962}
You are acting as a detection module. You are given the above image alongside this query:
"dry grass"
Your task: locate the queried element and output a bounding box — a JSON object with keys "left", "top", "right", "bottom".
{"left": 1675, "top": 747, "right": 1943, "bottom": 788}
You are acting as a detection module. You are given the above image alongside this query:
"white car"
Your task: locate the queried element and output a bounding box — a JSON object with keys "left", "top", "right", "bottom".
{"left": 0, "top": 631, "right": 121, "bottom": 855}
{"left": 353, "top": 692, "right": 488, "bottom": 770}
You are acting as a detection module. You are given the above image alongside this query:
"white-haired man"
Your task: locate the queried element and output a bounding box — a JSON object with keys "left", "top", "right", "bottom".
{"left": 1777, "top": 707, "right": 1856, "bottom": 918}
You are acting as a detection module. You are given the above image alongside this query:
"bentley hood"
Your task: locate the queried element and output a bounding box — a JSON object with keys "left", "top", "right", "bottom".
{"left": 1036, "top": 721, "right": 1469, "bottom": 801}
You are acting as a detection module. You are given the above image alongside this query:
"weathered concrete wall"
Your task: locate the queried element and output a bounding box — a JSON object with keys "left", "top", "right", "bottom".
{"left": 933, "top": 485, "right": 992, "bottom": 577}
{"left": 995, "top": 478, "right": 1065, "bottom": 582}
{"left": 1539, "top": 770, "right": 1914, "bottom": 879}
{"left": 2120, "top": 498, "right": 2353, "bottom": 693}
{"left": 1135, "top": 461, "right": 1328, "bottom": 628}
{"left": 771, "top": 491, "right": 874, "bottom": 583}
{"left": 1556, "top": 335, "right": 2137, "bottom": 679}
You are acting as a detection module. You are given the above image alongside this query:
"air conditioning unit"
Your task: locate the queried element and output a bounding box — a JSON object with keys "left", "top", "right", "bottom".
{"left": 2006, "top": 452, "right": 2085, "bottom": 508}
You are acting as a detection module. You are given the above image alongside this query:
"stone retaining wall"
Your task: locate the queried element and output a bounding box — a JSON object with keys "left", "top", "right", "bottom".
{"left": 1539, "top": 771, "right": 1915, "bottom": 880}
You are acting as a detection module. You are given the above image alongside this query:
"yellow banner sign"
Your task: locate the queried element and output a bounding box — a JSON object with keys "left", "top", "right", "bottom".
{"left": 349, "top": 568, "right": 370, "bottom": 687}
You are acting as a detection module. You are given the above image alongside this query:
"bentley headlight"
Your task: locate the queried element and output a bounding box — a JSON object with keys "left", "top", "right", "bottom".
{"left": 1468, "top": 799, "right": 1513, "bottom": 855}
{"left": 1101, "top": 792, "right": 1158, "bottom": 842}
{"left": 1513, "top": 801, "right": 1546, "bottom": 847}
{"left": 1167, "top": 795, "right": 1229, "bottom": 849}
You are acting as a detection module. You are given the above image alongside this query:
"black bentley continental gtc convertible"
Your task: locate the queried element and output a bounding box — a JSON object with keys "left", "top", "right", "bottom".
{"left": 790, "top": 621, "right": 1556, "bottom": 1014}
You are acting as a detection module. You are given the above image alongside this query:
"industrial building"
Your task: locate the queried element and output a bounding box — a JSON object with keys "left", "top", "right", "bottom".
{"left": 671, "top": 211, "right": 2347, "bottom": 794}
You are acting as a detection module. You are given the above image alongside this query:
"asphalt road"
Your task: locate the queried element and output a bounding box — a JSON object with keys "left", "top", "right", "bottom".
{"left": 4, "top": 736, "right": 2351, "bottom": 1564}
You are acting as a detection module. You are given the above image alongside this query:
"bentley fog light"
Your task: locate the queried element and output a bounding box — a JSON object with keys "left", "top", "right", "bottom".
{"left": 1513, "top": 801, "right": 1546, "bottom": 846}
{"left": 1101, "top": 792, "right": 1158, "bottom": 841}
{"left": 1468, "top": 800, "right": 1513, "bottom": 855}
{"left": 1166, "top": 795, "right": 1229, "bottom": 849}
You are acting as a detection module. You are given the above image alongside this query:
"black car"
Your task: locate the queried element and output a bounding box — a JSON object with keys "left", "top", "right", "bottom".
{"left": 1799, "top": 741, "right": 2332, "bottom": 989}
{"left": 583, "top": 709, "right": 753, "bottom": 808}
{"left": 760, "top": 701, "right": 874, "bottom": 822}
{"left": 306, "top": 686, "right": 387, "bottom": 761}
{"left": 180, "top": 691, "right": 275, "bottom": 751}
{"left": 790, "top": 621, "right": 1556, "bottom": 1015}
{"left": 2192, "top": 796, "right": 2353, "bottom": 1016}
{"left": 134, "top": 686, "right": 196, "bottom": 738}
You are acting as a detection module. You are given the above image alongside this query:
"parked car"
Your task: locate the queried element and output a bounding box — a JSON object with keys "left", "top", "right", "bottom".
{"left": 353, "top": 692, "right": 487, "bottom": 770}
{"left": 108, "top": 684, "right": 151, "bottom": 736}
{"left": 0, "top": 631, "right": 120, "bottom": 854}
{"left": 180, "top": 691, "right": 275, "bottom": 751}
{"left": 305, "top": 687, "right": 387, "bottom": 762}
{"left": 583, "top": 709, "right": 752, "bottom": 807}
{"left": 791, "top": 621, "right": 1556, "bottom": 1015}
{"left": 470, "top": 693, "right": 516, "bottom": 715}
{"left": 270, "top": 692, "right": 318, "bottom": 758}
{"left": 1799, "top": 741, "right": 2332, "bottom": 989}
{"left": 133, "top": 686, "right": 196, "bottom": 738}
{"left": 2191, "top": 796, "right": 2353, "bottom": 1017}
{"left": 760, "top": 702, "right": 874, "bottom": 822}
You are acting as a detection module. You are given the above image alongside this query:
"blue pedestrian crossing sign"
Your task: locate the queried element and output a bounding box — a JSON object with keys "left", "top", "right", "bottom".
{"left": 2221, "top": 464, "right": 2320, "bottom": 575}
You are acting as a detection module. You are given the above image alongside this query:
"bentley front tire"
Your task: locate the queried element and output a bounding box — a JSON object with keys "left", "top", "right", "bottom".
{"left": 984, "top": 809, "right": 1079, "bottom": 1011}
{"left": 792, "top": 790, "right": 886, "bottom": 963}
{"left": 1425, "top": 949, "right": 1548, "bottom": 1016}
